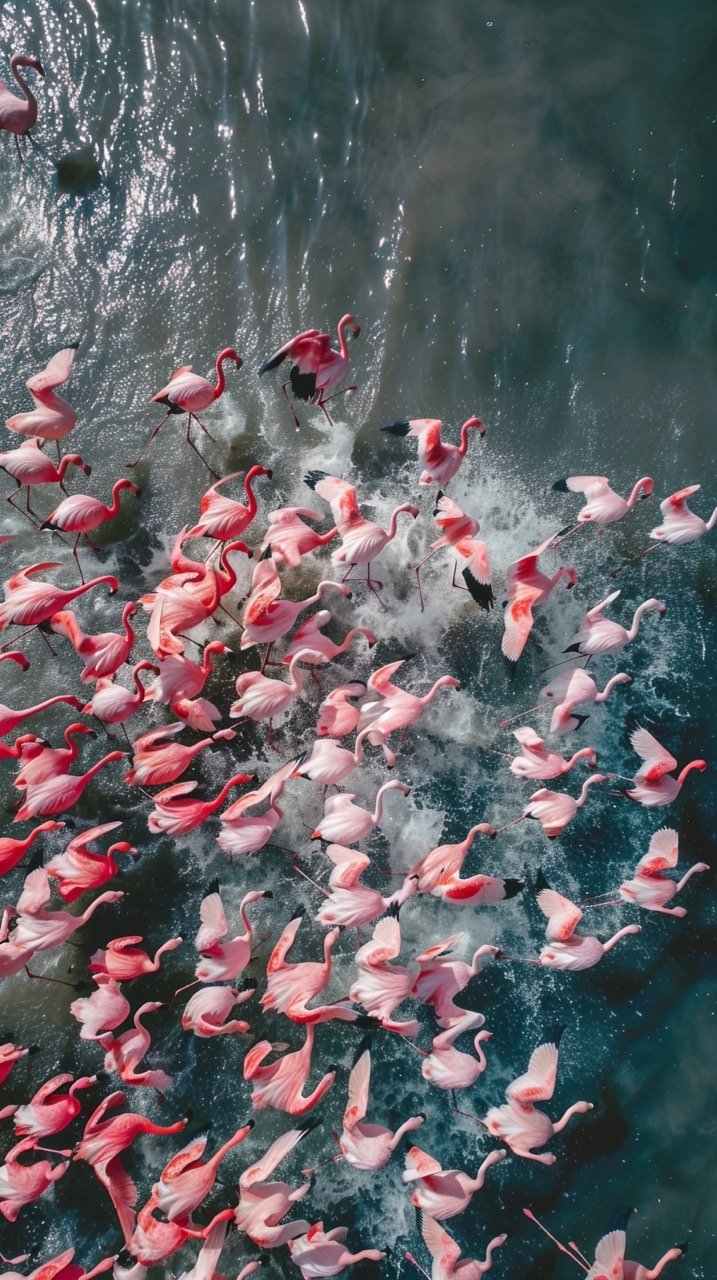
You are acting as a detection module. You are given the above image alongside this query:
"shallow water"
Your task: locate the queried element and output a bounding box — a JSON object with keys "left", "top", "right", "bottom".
{"left": 0, "top": 1, "right": 715, "bottom": 1277}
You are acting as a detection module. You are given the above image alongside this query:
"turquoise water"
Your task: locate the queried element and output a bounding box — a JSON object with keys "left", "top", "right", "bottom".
{"left": 0, "top": 1, "right": 715, "bottom": 1277}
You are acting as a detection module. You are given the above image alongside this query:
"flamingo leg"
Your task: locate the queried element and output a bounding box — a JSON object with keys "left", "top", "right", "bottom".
{"left": 290, "top": 857, "right": 330, "bottom": 897}
{"left": 317, "top": 397, "right": 336, "bottom": 428}
{"left": 404, "top": 1253, "right": 432, "bottom": 1280}
{"left": 280, "top": 381, "right": 301, "bottom": 429}
{"left": 217, "top": 603, "right": 242, "bottom": 626}
{"left": 260, "top": 643, "right": 274, "bottom": 673}
{"left": 72, "top": 535, "right": 86, "bottom": 584}
{"left": 412, "top": 547, "right": 441, "bottom": 612}
{"left": 25, "top": 966, "right": 79, "bottom": 989}
{"left": 191, "top": 413, "right": 216, "bottom": 442}
{"left": 7, "top": 490, "right": 39, "bottom": 528}
{"left": 128, "top": 412, "right": 171, "bottom": 467}
{"left": 611, "top": 542, "right": 663, "bottom": 579}
{"left": 185, "top": 420, "right": 220, "bottom": 479}
{"left": 321, "top": 384, "right": 358, "bottom": 405}
{"left": 0, "top": 625, "right": 42, "bottom": 652}
{"left": 38, "top": 628, "right": 57, "bottom": 657}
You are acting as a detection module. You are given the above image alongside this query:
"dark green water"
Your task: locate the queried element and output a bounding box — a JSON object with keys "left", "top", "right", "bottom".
{"left": 0, "top": 2, "right": 715, "bottom": 1277}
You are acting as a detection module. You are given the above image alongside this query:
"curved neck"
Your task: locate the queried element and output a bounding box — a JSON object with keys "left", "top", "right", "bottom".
{"left": 238, "top": 898, "right": 254, "bottom": 941}
{"left": 214, "top": 773, "right": 251, "bottom": 808}
{"left": 459, "top": 420, "right": 475, "bottom": 456}
{"left": 132, "top": 664, "right": 154, "bottom": 697}
{"left": 242, "top": 467, "right": 265, "bottom": 515}
{"left": 677, "top": 760, "right": 704, "bottom": 784}
{"left": 627, "top": 477, "right": 652, "bottom": 508}
{"left": 68, "top": 575, "right": 117, "bottom": 602}
{"left": 12, "top": 62, "right": 36, "bottom": 109}
{"left": 86, "top": 752, "right": 125, "bottom": 780}
{"left": 373, "top": 785, "right": 392, "bottom": 824}
{"left": 63, "top": 725, "right": 89, "bottom": 756}
{"left": 597, "top": 674, "right": 626, "bottom": 700}
{"left": 386, "top": 506, "right": 412, "bottom": 541}
{"left": 288, "top": 654, "right": 307, "bottom": 691}
{"left": 337, "top": 315, "right": 352, "bottom": 359}
{"left": 107, "top": 481, "right": 130, "bottom": 517}
{"left": 214, "top": 353, "right": 228, "bottom": 397}
{"left": 420, "top": 675, "right": 454, "bottom": 706}
{"left": 577, "top": 775, "right": 602, "bottom": 806}
{"left": 567, "top": 748, "right": 594, "bottom": 768}
{"left": 57, "top": 455, "right": 83, "bottom": 480}
{"left": 122, "top": 607, "right": 136, "bottom": 643}
{"left": 26, "top": 695, "right": 80, "bottom": 715}
{"left": 201, "top": 645, "right": 222, "bottom": 676}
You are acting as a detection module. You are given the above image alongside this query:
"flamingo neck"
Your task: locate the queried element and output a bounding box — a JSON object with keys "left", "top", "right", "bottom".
{"left": 122, "top": 609, "right": 136, "bottom": 644}
{"left": 337, "top": 315, "right": 352, "bottom": 359}
{"left": 597, "top": 674, "right": 627, "bottom": 700}
{"left": 132, "top": 665, "right": 153, "bottom": 698}
{"left": 238, "top": 901, "right": 254, "bottom": 943}
{"left": 627, "top": 477, "right": 652, "bottom": 508}
{"left": 85, "top": 753, "right": 125, "bottom": 781}
{"left": 68, "top": 576, "right": 117, "bottom": 602}
{"left": 57, "top": 455, "right": 82, "bottom": 480}
{"left": 577, "top": 775, "right": 602, "bottom": 806}
{"left": 242, "top": 467, "right": 265, "bottom": 516}
{"left": 459, "top": 420, "right": 476, "bottom": 456}
{"left": 201, "top": 645, "right": 221, "bottom": 677}
{"left": 107, "top": 481, "right": 130, "bottom": 517}
{"left": 213, "top": 354, "right": 228, "bottom": 398}
{"left": 677, "top": 760, "right": 706, "bottom": 784}
{"left": 386, "top": 505, "right": 414, "bottom": 541}
{"left": 568, "top": 748, "right": 594, "bottom": 767}
{"left": 11, "top": 61, "right": 36, "bottom": 110}
{"left": 627, "top": 603, "right": 650, "bottom": 640}
{"left": 30, "top": 695, "right": 79, "bottom": 715}
{"left": 214, "top": 774, "right": 251, "bottom": 807}
{"left": 420, "top": 676, "right": 455, "bottom": 706}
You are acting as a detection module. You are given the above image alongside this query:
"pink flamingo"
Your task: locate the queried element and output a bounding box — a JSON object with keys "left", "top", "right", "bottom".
{"left": 0, "top": 55, "right": 45, "bottom": 161}
{"left": 217, "top": 759, "right": 297, "bottom": 858}
{"left": 181, "top": 985, "right": 254, "bottom": 1038}
{"left": 410, "top": 493, "right": 494, "bottom": 612}
{"left": 51, "top": 601, "right": 137, "bottom": 681}
{"left": 6, "top": 348, "right": 78, "bottom": 445}
{"left": 99, "top": 1002, "right": 172, "bottom": 1091}
{"left": 523, "top": 1206, "right": 685, "bottom": 1279}
{"left": 403, "top": 1144, "right": 506, "bottom": 1218}
{"left": 13, "top": 1072, "right": 97, "bottom": 1140}
{"left": 282, "top": 610, "right": 376, "bottom": 665}
{"left": 413, "top": 939, "right": 501, "bottom": 1026}
{"left": 315, "top": 681, "right": 365, "bottom": 737}
{"left": 0, "top": 438, "right": 90, "bottom": 524}
{"left": 153, "top": 1122, "right": 254, "bottom": 1222}
{"left": 42, "top": 480, "right": 140, "bottom": 581}
{"left": 260, "top": 504, "right": 338, "bottom": 567}
{"left": 0, "top": 561, "right": 118, "bottom": 639}
{"left": 261, "top": 913, "right": 359, "bottom": 1024}
{"left": 479, "top": 1030, "right": 592, "bottom": 1164}
{"left": 127, "top": 1193, "right": 233, "bottom": 1268}
{"left": 45, "top": 822, "right": 138, "bottom": 901}
{"left": 0, "top": 1039, "right": 32, "bottom": 1087}
{"left": 288, "top": 1224, "right": 385, "bottom": 1279}
{"left": 13, "top": 724, "right": 95, "bottom": 792}
{"left": 9, "top": 868, "right": 123, "bottom": 955}
{"left": 0, "top": 1137, "right": 68, "bottom": 1221}
{"left": 617, "top": 827, "right": 710, "bottom": 915}
{"left": 335, "top": 1047, "right": 424, "bottom": 1170}
{"left": 295, "top": 728, "right": 395, "bottom": 787}
{"left": 563, "top": 590, "right": 665, "bottom": 657}
{"left": 358, "top": 661, "right": 460, "bottom": 741}
{"left": 311, "top": 780, "right": 411, "bottom": 844}
{"left": 243, "top": 1025, "right": 335, "bottom": 1114}
{"left": 502, "top": 534, "right": 578, "bottom": 663}
{"left": 75, "top": 1090, "right": 189, "bottom": 1243}
{"left": 497, "top": 773, "right": 607, "bottom": 839}
{"left": 553, "top": 472, "right": 653, "bottom": 540}
{"left": 317, "top": 843, "right": 417, "bottom": 928}
{"left": 623, "top": 724, "right": 706, "bottom": 807}
{"left": 230, "top": 650, "right": 311, "bottom": 724}
{"left": 187, "top": 465, "right": 272, "bottom": 540}
{"left": 89, "top": 934, "right": 182, "bottom": 982}
{"left": 0, "top": 821, "right": 64, "bottom": 877}
{"left": 81, "top": 661, "right": 158, "bottom": 727}
{"left": 504, "top": 667, "right": 631, "bottom": 735}
{"left": 407, "top": 823, "right": 500, "bottom": 893}
{"left": 258, "top": 314, "right": 360, "bottom": 428}
{"left": 142, "top": 640, "right": 230, "bottom": 730}
{"left": 70, "top": 974, "right": 131, "bottom": 1041}
{"left": 129, "top": 348, "right": 243, "bottom": 471}
{"left": 180, "top": 883, "right": 272, "bottom": 988}
{"left": 420, "top": 1013, "right": 496, "bottom": 1093}
{"left": 235, "top": 1125, "right": 317, "bottom": 1247}
{"left": 381, "top": 416, "right": 486, "bottom": 488}
{"left": 508, "top": 727, "right": 597, "bottom": 779}
{"left": 305, "top": 470, "right": 419, "bottom": 605}
{"left": 124, "top": 723, "right": 234, "bottom": 788}
{"left": 407, "top": 1214, "right": 506, "bottom": 1280}
{"left": 0, "top": 694, "right": 83, "bottom": 738}
{"left": 534, "top": 886, "right": 640, "bottom": 970}
{"left": 614, "top": 482, "right": 717, "bottom": 576}
{"left": 13, "top": 750, "right": 127, "bottom": 821}
{"left": 146, "top": 770, "right": 255, "bottom": 837}
{"left": 240, "top": 553, "right": 350, "bottom": 654}
{"left": 349, "top": 908, "right": 419, "bottom": 1036}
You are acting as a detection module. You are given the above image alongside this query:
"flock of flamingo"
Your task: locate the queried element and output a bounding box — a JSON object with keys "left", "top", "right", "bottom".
{"left": 0, "top": 46, "right": 714, "bottom": 1280}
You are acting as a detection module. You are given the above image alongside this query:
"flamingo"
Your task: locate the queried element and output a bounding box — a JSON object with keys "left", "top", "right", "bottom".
{"left": 553, "top": 473, "right": 653, "bottom": 540}
{"left": 617, "top": 827, "right": 710, "bottom": 915}
{"left": 0, "top": 694, "right": 83, "bottom": 739}
{"left": 311, "top": 780, "right": 411, "bottom": 844}
{"left": 478, "top": 1029, "right": 592, "bottom": 1163}
{"left": 142, "top": 640, "right": 231, "bottom": 730}
{"left": 5, "top": 348, "right": 78, "bottom": 444}
{"left": 45, "top": 822, "right": 138, "bottom": 901}
{"left": 187, "top": 464, "right": 272, "bottom": 540}
{"left": 534, "top": 885, "right": 641, "bottom": 970}
{"left": 178, "top": 883, "right": 272, "bottom": 988}
{"left": 82, "top": 661, "right": 158, "bottom": 727}
{"left": 13, "top": 1072, "right": 98, "bottom": 1140}
{"left": 258, "top": 314, "right": 360, "bottom": 427}
{"left": 403, "top": 1145, "right": 506, "bottom": 1218}
{"left": 409, "top": 493, "right": 493, "bottom": 612}
{"left": 0, "top": 1137, "right": 68, "bottom": 1222}
{"left": 0, "top": 55, "right": 45, "bottom": 161}
{"left": 0, "top": 1039, "right": 33, "bottom": 1088}
{"left": 260, "top": 504, "right": 338, "bottom": 567}
{"left": 349, "top": 907, "right": 420, "bottom": 1035}
{"left": 525, "top": 667, "right": 632, "bottom": 735}
{"left": 0, "top": 822, "right": 64, "bottom": 877}
{"left": 623, "top": 724, "right": 707, "bottom": 807}
{"left": 288, "top": 1224, "right": 385, "bottom": 1279}
{"left": 614, "top": 483, "right": 717, "bottom": 576}
{"left": 0, "top": 562, "right": 118, "bottom": 637}
{"left": 127, "top": 1193, "right": 234, "bottom": 1268}
{"left": 153, "top": 1123, "right": 254, "bottom": 1222}
{"left": 408, "top": 1213, "right": 506, "bottom": 1280}
{"left": 129, "top": 348, "right": 243, "bottom": 471}
{"left": 99, "top": 1002, "right": 173, "bottom": 1091}
{"left": 413, "top": 939, "right": 501, "bottom": 1026}
{"left": 240, "top": 553, "right": 351, "bottom": 653}
{"left": 0, "top": 438, "right": 90, "bottom": 524}
{"left": 295, "top": 727, "right": 396, "bottom": 787}
{"left": 317, "top": 844, "right": 417, "bottom": 928}
{"left": 243, "top": 1025, "right": 336, "bottom": 1114}
{"left": 50, "top": 601, "right": 137, "bottom": 682}
{"left": 497, "top": 773, "right": 607, "bottom": 838}
{"left": 13, "top": 750, "right": 127, "bottom": 821}
{"left": 235, "top": 1125, "right": 317, "bottom": 1247}
{"left": 358, "top": 661, "right": 460, "bottom": 741}
{"left": 523, "top": 1206, "right": 685, "bottom": 1279}
{"left": 8, "top": 868, "right": 123, "bottom": 955}
{"left": 89, "top": 934, "right": 182, "bottom": 982}
{"left": 261, "top": 913, "right": 359, "bottom": 1024}
{"left": 70, "top": 974, "right": 131, "bottom": 1041}
{"left": 42, "top": 480, "right": 140, "bottom": 581}
{"left": 315, "top": 681, "right": 366, "bottom": 738}
{"left": 305, "top": 470, "right": 419, "bottom": 605}
{"left": 230, "top": 650, "right": 310, "bottom": 724}
{"left": 335, "top": 1046, "right": 424, "bottom": 1170}
{"left": 181, "top": 985, "right": 254, "bottom": 1037}
{"left": 381, "top": 416, "right": 486, "bottom": 488}
{"left": 124, "top": 723, "right": 234, "bottom": 788}
{"left": 74, "top": 1090, "right": 189, "bottom": 1243}
{"left": 508, "top": 727, "right": 598, "bottom": 779}
{"left": 281, "top": 610, "right": 376, "bottom": 665}
{"left": 406, "top": 825, "right": 523, "bottom": 907}
{"left": 217, "top": 759, "right": 297, "bottom": 858}
{"left": 502, "top": 534, "right": 578, "bottom": 663}
{"left": 564, "top": 591, "right": 665, "bottom": 657}
{"left": 419, "top": 1014, "right": 496, "bottom": 1093}
{"left": 13, "top": 724, "right": 95, "bottom": 792}
{"left": 146, "top": 770, "right": 255, "bottom": 837}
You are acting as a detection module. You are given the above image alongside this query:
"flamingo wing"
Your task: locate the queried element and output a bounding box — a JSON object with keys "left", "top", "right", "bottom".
{"left": 402, "top": 1145, "right": 443, "bottom": 1182}
{"left": 506, "top": 1041, "right": 560, "bottom": 1103}
{"left": 367, "top": 659, "right": 405, "bottom": 696}
{"left": 507, "top": 534, "right": 556, "bottom": 583}
{"left": 461, "top": 539, "right": 494, "bottom": 609}
{"left": 513, "top": 726, "right": 548, "bottom": 754}
{"left": 16, "top": 867, "right": 52, "bottom": 914}
{"left": 586, "top": 1230, "right": 626, "bottom": 1280}
{"left": 660, "top": 484, "right": 700, "bottom": 515}
{"left": 415, "top": 933, "right": 463, "bottom": 964}
{"left": 629, "top": 726, "right": 677, "bottom": 780}
{"left": 360, "top": 913, "right": 402, "bottom": 964}
{"left": 635, "top": 827, "right": 679, "bottom": 875}
{"left": 160, "top": 1137, "right": 208, "bottom": 1181}
{"left": 98, "top": 1153, "right": 138, "bottom": 1243}
{"left": 258, "top": 330, "right": 322, "bottom": 374}
{"left": 239, "top": 1126, "right": 308, "bottom": 1189}
{"left": 502, "top": 583, "right": 541, "bottom": 663}
{"left": 26, "top": 348, "right": 77, "bottom": 393}
{"left": 585, "top": 590, "right": 621, "bottom": 623}
{"left": 343, "top": 1049, "right": 371, "bottom": 1129}
{"left": 564, "top": 475, "right": 610, "bottom": 496}
{"left": 305, "top": 472, "right": 361, "bottom": 529}
{"left": 195, "top": 889, "right": 228, "bottom": 951}
{"left": 536, "top": 888, "right": 582, "bottom": 941}
{"left": 420, "top": 1213, "right": 461, "bottom": 1270}
{"left": 325, "top": 843, "right": 371, "bottom": 887}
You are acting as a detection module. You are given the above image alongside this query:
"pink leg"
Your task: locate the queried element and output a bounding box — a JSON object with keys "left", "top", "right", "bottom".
{"left": 191, "top": 413, "right": 216, "bottom": 442}
{"left": 317, "top": 397, "right": 336, "bottom": 428}
{"left": 7, "top": 490, "right": 39, "bottom": 528}
{"left": 72, "top": 536, "right": 86, "bottom": 584}
{"left": 523, "top": 1210, "right": 590, "bottom": 1272}
{"left": 260, "top": 643, "right": 274, "bottom": 673}
{"left": 281, "top": 382, "right": 301, "bottom": 429}
{"left": 15, "top": 134, "right": 24, "bottom": 164}
{"left": 412, "top": 547, "right": 441, "bottom": 612}
{"left": 321, "top": 384, "right": 357, "bottom": 405}
{"left": 128, "top": 412, "right": 171, "bottom": 467}
{"left": 185, "top": 420, "right": 220, "bottom": 479}
{"left": 611, "top": 542, "right": 663, "bottom": 579}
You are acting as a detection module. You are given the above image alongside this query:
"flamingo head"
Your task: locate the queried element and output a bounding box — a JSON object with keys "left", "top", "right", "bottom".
{"left": 565, "top": 567, "right": 578, "bottom": 588}
{"left": 12, "top": 56, "right": 45, "bottom": 76}
{"left": 638, "top": 477, "right": 654, "bottom": 498}
{"left": 339, "top": 314, "right": 360, "bottom": 340}
{"left": 645, "top": 598, "right": 666, "bottom": 614}
{"left": 218, "top": 347, "right": 242, "bottom": 368}
{"left": 464, "top": 416, "right": 486, "bottom": 436}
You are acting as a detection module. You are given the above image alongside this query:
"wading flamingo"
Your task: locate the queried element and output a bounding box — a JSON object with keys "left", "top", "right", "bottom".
{"left": 311, "top": 780, "right": 411, "bottom": 844}
{"left": 243, "top": 1025, "right": 336, "bottom": 1114}
{"left": 177, "top": 883, "right": 272, "bottom": 988}
{"left": 412, "top": 493, "right": 494, "bottom": 612}
{"left": 419, "top": 1014, "right": 497, "bottom": 1093}
{"left": 45, "top": 822, "right": 137, "bottom": 901}
{"left": 235, "top": 1125, "right": 317, "bottom": 1247}
{"left": 413, "top": 939, "right": 501, "bottom": 1026}
{"left": 381, "top": 416, "right": 486, "bottom": 488}
{"left": 13, "top": 1072, "right": 98, "bottom": 1139}
{"left": 408, "top": 1213, "right": 506, "bottom": 1280}
{"left": 295, "top": 727, "right": 395, "bottom": 787}
{"left": 553, "top": 473, "right": 653, "bottom": 541}
{"left": 508, "top": 727, "right": 598, "bottom": 780}
{"left": 13, "top": 724, "right": 95, "bottom": 792}
{"left": 70, "top": 974, "right": 131, "bottom": 1041}
{"left": 510, "top": 667, "right": 632, "bottom": 735}
{"left": 13, "top": 751, "right": 127, "bottom": 821}
{"left": 0, "top": 694, "right": 83, "bottom": 738}
{"left": 349, "top": 907, "right": 419, "bottom": 1035}
{"left": 358, "top": 661, "right": 460, "bottom": 741}
{"left": 146, "top": 771, "right": 255, "bottom": 837}
{"left": 261, "top": 913, "right": 359, "bottom": 1024}
{"left": 0, "top": 438, "right": 90, "bottom": 524}
{"left": 82, "top": 661, "right": 158, "bottom": 726}
{"left": 623, "top": 724, "right": 706, "bottom": 807}
{"left": 315, "top": 682, "right": 365, "bottom": 738}
{"left": 497, "top": 774, "right": 607, "bottom": 839}
{"left": 502, "top": 535, "right": 578, "bottom": 664}
{"left": 50, "top": 601, "right": 137, "bottom": 681}
{"left": 613, "top": 483, "right": 717, "bottom": 575}
{"left": 99, "top": 1002, "right": 173, "bottom": 1092}
{"left": 230, "top": 650, "right": 311, "bottom": 725}
{"left": 129, "top": 348, "right": 242, "bottom": 472}
{"left": 0, "top": 1137, "right": 68, "bottom": 1221}
{"left": 0, "top": 821, "right": 64, "bottom": 877}
{"left": 0, "top": 55, "right": 45, "bottom": 162}
{"left": 403, "top": 1144, "right": 506, "bottom": 1218}
{"left": 42, "top": 480, "right": 140, "bottom": 581}
{"left": 258, "top": 314, "right": 360, "bottom": 427}
{"left": 260, "top": 505, "right": 338, "bottom": 567}
{"left": 0, "top": 563, "right": 118, "bottom": 645}
{"left": 281, "top": 610, "right": 376, "bottom": 665}
{"left": 89, "top": 934, "right": 182, "bottom": 982}
{"left": 288, "top": 1223, "right": 385, "bottom": 1279}
{"left": 124, "top": 724, "right": 234, "bottom": 788}
{"left": 187, "top": 465, "right": 272, "bottom": 541}
{"left": 6, "top": 348, "right": 77, "bottom": 444}
{"left": 180, "top": 985, "right": 254, "bottom": 1038}
{"left": 142, "top": 640, "right": 230, "bottom": 730}
{"left": 153, "top": 1122, "right": 254, "bottom": 1221}
{"left": 240, "top": 553, "right": 350, "bottom": 655}
{"left": 316, "top": 844, "right": 417, "bottom": 928}
{"left": 523, "top": 1206, "right": 685, "bottom": 1279}
{"left": 617, "top": 827, "right": 710, "bottom": 915}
